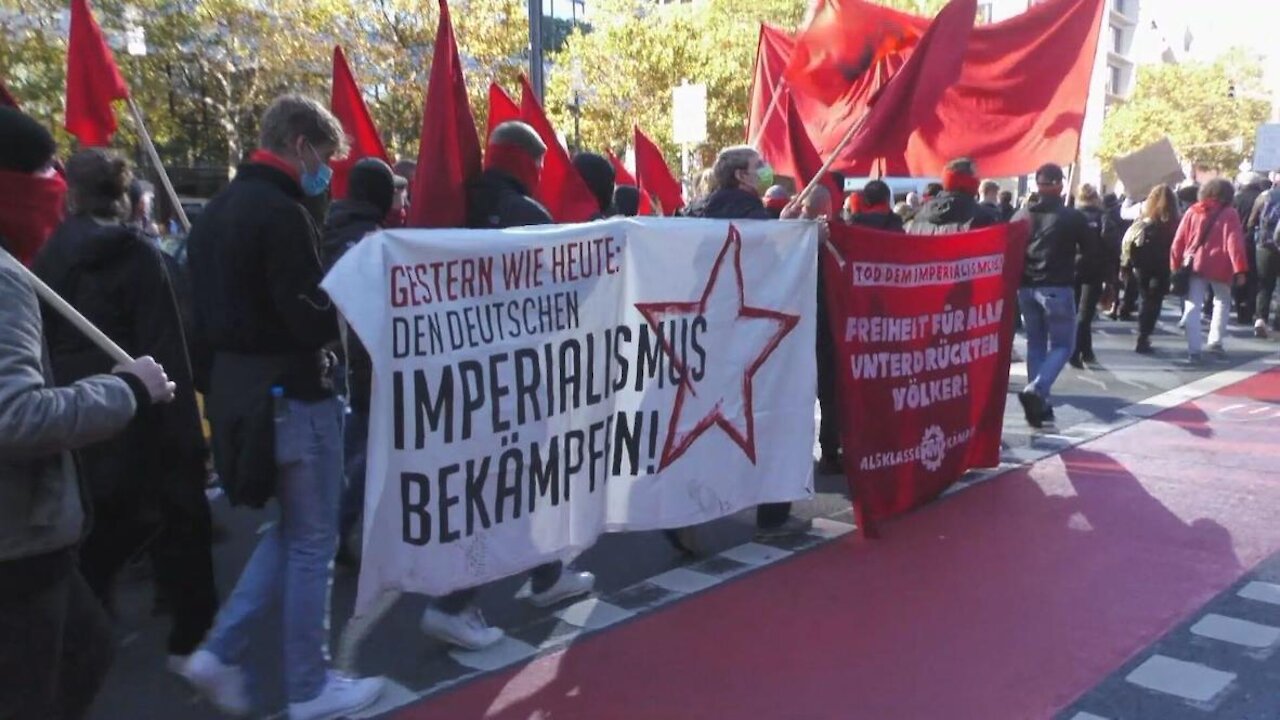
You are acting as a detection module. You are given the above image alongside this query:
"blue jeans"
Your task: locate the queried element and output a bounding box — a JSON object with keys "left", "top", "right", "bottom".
{"left": 204, "top": 398, "right": 343, "bottom": 704}
{"left": 1019, "top": 286, "right": 1077, "bottom": 402}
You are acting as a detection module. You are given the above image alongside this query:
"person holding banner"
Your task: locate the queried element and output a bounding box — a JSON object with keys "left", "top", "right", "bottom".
{"left": 0, "top": 107, "right": 177, "bottom": 720}
{"left": 681, "top": 144, "right": 811, "bottom": 538}
{"left": 418, "top": 120, "right": 597, "bottom": 651}
{"left": 1015, "top": 163, "right": 1099, "bottom": 428}
{"left": 182, "top": 95, "right": 385, "bottom": 720}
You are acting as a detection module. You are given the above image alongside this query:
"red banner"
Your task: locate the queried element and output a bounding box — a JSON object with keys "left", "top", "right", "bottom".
{"left": 824, "top": 221, "right": 1028, "bottom": 534}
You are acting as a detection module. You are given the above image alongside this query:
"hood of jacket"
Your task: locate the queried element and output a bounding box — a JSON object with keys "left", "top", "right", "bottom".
{"left": 321, "top": 200, "right": 383, "bottom": 270}
{"left": 915, "top": 191, "right": 983, "bottom": 226}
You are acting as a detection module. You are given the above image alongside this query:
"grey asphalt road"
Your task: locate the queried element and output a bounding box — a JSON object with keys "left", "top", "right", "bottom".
{"left": 90, "top": 299, "right": 1280, "bottom": 720}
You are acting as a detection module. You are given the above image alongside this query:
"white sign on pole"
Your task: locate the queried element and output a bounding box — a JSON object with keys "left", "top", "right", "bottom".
{"left": 672, "top": 83, "right": 707, "bottom": 146}
{"left": 1254, "top": 124, "right": 1280, "bottom": 174}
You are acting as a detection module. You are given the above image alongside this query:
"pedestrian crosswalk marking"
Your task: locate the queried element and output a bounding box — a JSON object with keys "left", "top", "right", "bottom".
{"left": 1190, "top": 613, "right": 1280, "bottom": 648}
{"left": 1239, "top": 581, "right": 1280, "bottom": 606}
{"left": 1124, "top": 655, "right": 1236, "bottom": 703}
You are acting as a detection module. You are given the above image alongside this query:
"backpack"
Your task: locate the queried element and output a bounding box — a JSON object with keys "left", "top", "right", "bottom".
{"left": 1260, "top": 190, "right": 1280, "bottom": 246}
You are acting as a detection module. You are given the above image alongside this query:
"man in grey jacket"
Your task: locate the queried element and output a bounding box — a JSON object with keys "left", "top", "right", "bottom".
{"left": 0, "top": 107, "right": 175, "bottom": 720}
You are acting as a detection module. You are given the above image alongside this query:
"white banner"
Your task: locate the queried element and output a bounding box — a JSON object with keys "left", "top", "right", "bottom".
{"left": 322, "top": 218, "right": 818, "bottom": 610}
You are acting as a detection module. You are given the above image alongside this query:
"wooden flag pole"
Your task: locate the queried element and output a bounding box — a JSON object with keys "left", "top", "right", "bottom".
{"left": 12, "top": 259, "right": 132, "bottom": 364}
{"left": 786, "top": 106, "right": 873, "bottom": 213}
{"left": 127, "top": 97, "right": 190, "bottom": 233}
{"left": 748, "top": 78, "right": 787, "bottom": 150}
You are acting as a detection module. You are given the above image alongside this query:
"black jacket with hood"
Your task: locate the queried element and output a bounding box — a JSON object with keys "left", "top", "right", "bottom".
{"left": 1076, "top": 204, "right": 1109, "bottom": 284}
{"left": 33, "top": 215, "right": 207, "bottom": 503}
{"left": 466, "top": 169, "right": 553, "bottom": 229}
{"left": 1015, "top": 195, "right": 1100, "bottom": 288}
{"left": 907, "top": 191, "right": 999, "bottom": 235}
{"left": 680, "top": 187, "right": 772, "bottom": 220}
{"left": 321, "top": 199, "right": 383, "bottom": 414}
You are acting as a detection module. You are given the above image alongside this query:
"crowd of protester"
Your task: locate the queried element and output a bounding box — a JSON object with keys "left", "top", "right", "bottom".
{"left": 1, "top": 90, "right": 1275, "bottom": 719}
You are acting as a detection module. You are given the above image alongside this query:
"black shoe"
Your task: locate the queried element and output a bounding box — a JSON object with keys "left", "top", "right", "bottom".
{"left": 1041, "top": 405, "right": 1056, "bottom": 425}
{"left": 1135, "top": 335, "right": 1154, "bottom": 354}
{"left": 1080, "top": 352, "right": 1098, "bottom": 365}
{"left": 1068, "top": 355, "right": 1084, "bottom": 370}
{"left": 1017, "top": 390, "right": 1045, "bottom": 429}
{"left": 1119, "top": 312, "right": 1134, "bottom": 321}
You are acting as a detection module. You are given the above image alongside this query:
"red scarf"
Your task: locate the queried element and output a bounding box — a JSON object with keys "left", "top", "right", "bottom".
{"left": 249, "top": 149, "right": 301, "bottom": 182}
{"left": 859, "top": 202, "right": 892, "bottom": 215}
{"left": 0, "top": 170, "right": 67, "bottom": 266}
{"left": 942, "top": 169, "right": 980, "bottom": 196}
{"left": 484, "top": 142, "right": 541, "bottom": 196}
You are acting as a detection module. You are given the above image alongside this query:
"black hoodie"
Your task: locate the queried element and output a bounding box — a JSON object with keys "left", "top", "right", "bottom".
{"left": 466, "top": 169, "right": 553, "bottom": 229}
{"left": 321, "top": 200, "right": 384, "bottom": 413}
{"left": 33, "top": 215, "right": 207, "bottom": 501}
{"left": 907, "top": 191, "right": 999, "bottom": 235}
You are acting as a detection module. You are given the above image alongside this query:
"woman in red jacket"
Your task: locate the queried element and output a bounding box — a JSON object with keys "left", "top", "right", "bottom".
{"left": 1170, "top": 179, "right": 1250, "bottom": 361}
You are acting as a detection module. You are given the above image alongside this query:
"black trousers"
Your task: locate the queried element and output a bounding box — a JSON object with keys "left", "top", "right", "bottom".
{"left": 0, "top": 549, "right": 114, "bottom": 720}
{"left": 1236, "top": 241, "right": 1258, "bottom": 324}
{"left": 1134, "top": 268, "right": 1170, "bottom": 337}
{"left": 816, "top": 305, "right": 841, "bottom": 460}
{"left": 437, "top": 561, "right": 563, "bottom": 614}
{"left": 1256, "top": 244, "right": 1280, "bottom": 324}
{"left": 1074, "top": 281, "right": 1102, "bottom": 359}
{"left": 1121, "top": 273, "right": 1140, "bottom": 315}
{"left": 79, "top": 484, "right": 217, "bottom": 656}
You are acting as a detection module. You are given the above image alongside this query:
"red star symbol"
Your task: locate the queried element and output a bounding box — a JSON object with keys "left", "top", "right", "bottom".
{"left": 635, "top": 224, "right": 800, "bottom": 471}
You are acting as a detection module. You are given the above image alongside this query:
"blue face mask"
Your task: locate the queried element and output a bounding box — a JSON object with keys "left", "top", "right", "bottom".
{"left": 300, "top": 144, "right": 332, "bottom": 197}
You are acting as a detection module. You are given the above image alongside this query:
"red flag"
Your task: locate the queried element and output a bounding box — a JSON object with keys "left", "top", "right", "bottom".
{"left": 835, "top": 0, "right": 974, "bottom": 176}
{"left": 783, "top": 96, "right": 842, "bottom": 206}
{"left": 606, "top": 150, "right": 653, "bottom": 216}
{"left": 633, "top": 127, "right": 684, "bottom": 216}
{"left": 66, "top": 0, "right": 130, "bottom": 146}
{"left": 330, "top": 46, "right": 390, "bottom": 200}
{"left": 785, "top": 0, "right": 922, "bottom": 106}
{"left": 407, "top": 0, "right": 482, "bottom": 228}
{"left": 824, "top": 219, "right": 1028, "bottom": 534}
{"left": 761, "top": 0, "right": 1105, "bottom": 178}
{"left": 0, "top": 81, "right": 18, "bottom": 109}
{"left": 518, "top": 76, "right": 599, "bottom": 223}
{"left": 486, "top": 83, "right": 521, "bottom": 145}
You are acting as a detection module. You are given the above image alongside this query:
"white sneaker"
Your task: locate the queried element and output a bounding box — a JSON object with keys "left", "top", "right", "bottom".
{"left": 181, "top": 649, "right": 251, "bottom": 717}
{"left": 288, "top": 672, "right": 385, "bottom": 720}
{"left": 1256, "top": 319, "right": 1269, "bottom": 338}
{"left": 420, "top": 607, "right": 504, "bottom": 650}
{"left": 528, "top": 571, "right": 596, "bottom": 608}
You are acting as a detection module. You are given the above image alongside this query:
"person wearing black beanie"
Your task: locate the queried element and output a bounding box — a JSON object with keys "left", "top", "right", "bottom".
{"left": 320, "top": 156, "right": 394, "bottom": 568}
{"left": 572, "top": 152, "right": 616, "bottom": 219}
{"left": 0, "top": 107, "right": 65, "bottom": 265}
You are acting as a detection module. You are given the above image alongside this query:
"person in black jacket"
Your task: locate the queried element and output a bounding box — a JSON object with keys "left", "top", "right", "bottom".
{"left": 907, "top": 158, "right": 999, "bottom": 235}
{"left": 1014, "top": 164, "right": 1099, "bottom": 428}
{"left": 845, "top": 180, "right": 905, "bottom": 232}
{"left": 1070, "top": 184, "right": 1107, "bottom": 367}
{"left": 320, "top": 158, "right": 395, "bottom": 567}
{"left": 680, "top": 146, "right": 790, "bottom": 221}
{"left": 32, "top": 149, "right": 217, "bottom": 674}
{"left": 998, "top": 190, "right": 1017, "bottom": 222}
{"left": 1121, "top": 185, "right": 1180, "bottom": 354}
{"left": 467, "top": 121, "right": 555, "bottom": 229}
{"left": 677, "top": 145, "right": 809, "bottom": 539}
{"left": 182, "top": 94, "right": 385, "bottom": 719}
{"left": 420, "top": 120, "right": 597, "bottom": 653}
{"left": 1232, "top": 173, "right": 1267, "bottom": 324}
